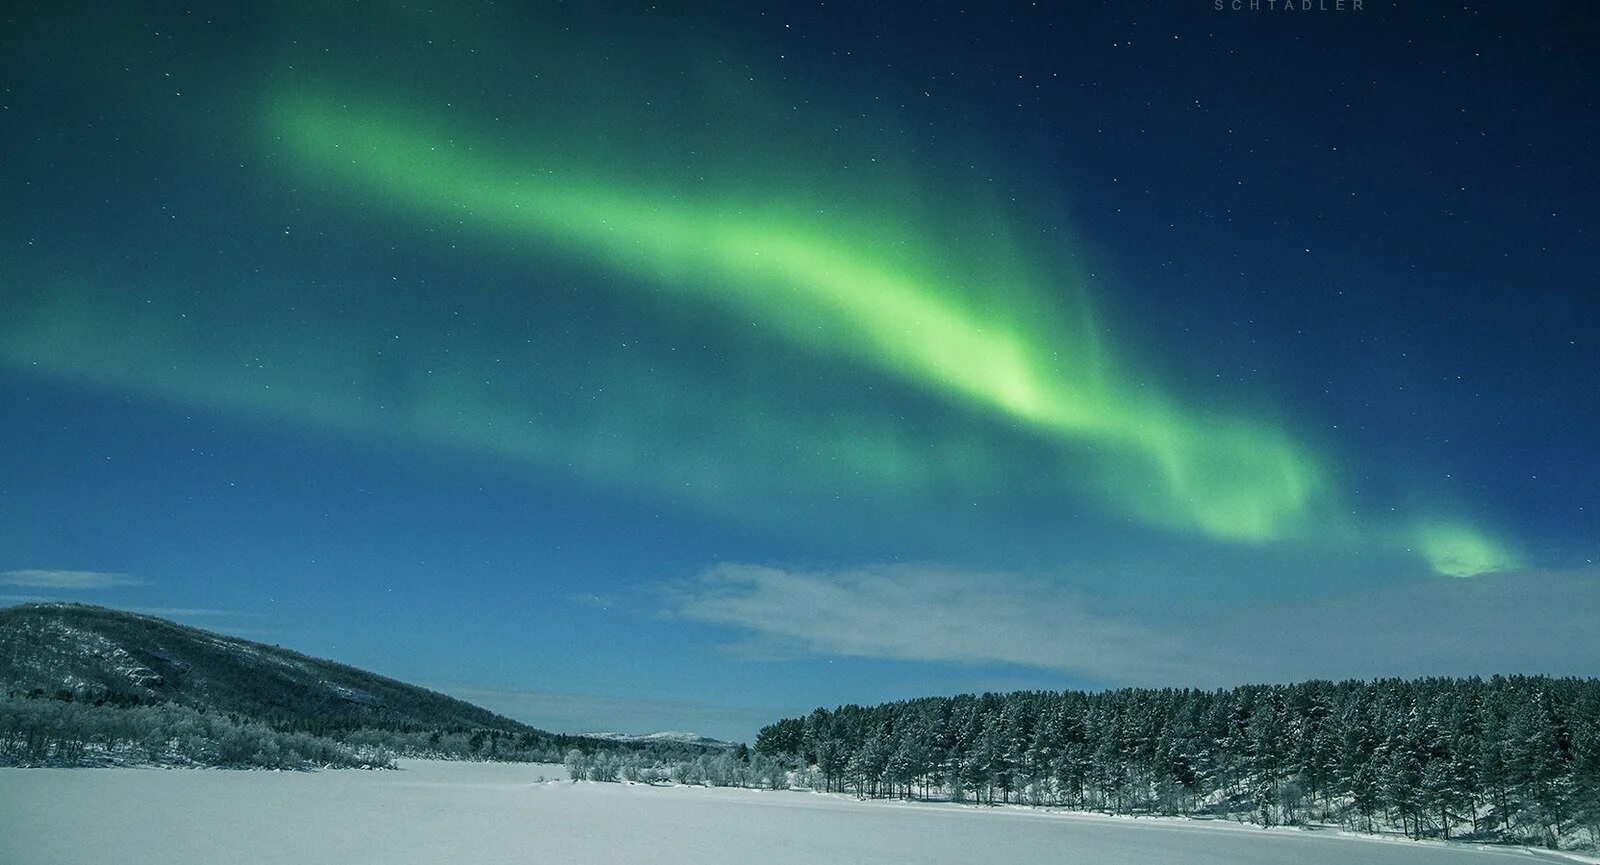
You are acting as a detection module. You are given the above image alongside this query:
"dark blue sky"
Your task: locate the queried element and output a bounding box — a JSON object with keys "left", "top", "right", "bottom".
{"left": 1, "top": 1, "right": 1595, "bottom": 741}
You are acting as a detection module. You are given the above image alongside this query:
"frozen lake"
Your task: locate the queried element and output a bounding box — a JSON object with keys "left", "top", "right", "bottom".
{"left": 0, "top": 760, "right": 1580, "bottom": 864}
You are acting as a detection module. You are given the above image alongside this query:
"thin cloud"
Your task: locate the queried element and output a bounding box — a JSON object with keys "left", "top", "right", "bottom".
{"left": 0, "top": 569, "right": 145, "bottom": 590}
{"left": 666, "top": 563, "right": 1600, "bottom": 688}
{"left": 666, "top": 563, "right": 1243, "bottom": 685}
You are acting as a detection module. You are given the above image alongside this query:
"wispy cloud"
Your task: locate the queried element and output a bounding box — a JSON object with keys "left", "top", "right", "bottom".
{"left": 0, "top": 569, "right": 145, "bottom": 590}
{"left": 667, "top": 563, "right": 1600, "bottom": 688}
{"left": 666, "top": 563, "right": 1242, "bottom": 685}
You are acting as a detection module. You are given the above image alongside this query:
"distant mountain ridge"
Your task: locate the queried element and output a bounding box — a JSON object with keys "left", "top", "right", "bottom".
{"left": 0, "top": 602, "right": 535, "bottom": 734}
{"left": 580, "top": 730, "right": 739, "bottom": 749}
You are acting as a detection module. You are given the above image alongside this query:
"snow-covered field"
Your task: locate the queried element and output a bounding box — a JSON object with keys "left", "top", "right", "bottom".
{"left": 0, "top": 760, "right": 1584, "bottom": 865}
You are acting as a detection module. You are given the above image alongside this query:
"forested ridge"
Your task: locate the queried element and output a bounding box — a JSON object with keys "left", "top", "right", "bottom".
{"left": 753, "top": 677, "right": 1600, "bottom": 849}
{"left": 0, "top": 603, "right": 721, "bottom": 769}
{"left": 0, "top": 689, "right": 721, "bottom": 770}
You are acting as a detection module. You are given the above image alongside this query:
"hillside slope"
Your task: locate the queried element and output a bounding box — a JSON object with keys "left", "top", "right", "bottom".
{"left": 0, "top": 603, "right": 530, "bottom": 734}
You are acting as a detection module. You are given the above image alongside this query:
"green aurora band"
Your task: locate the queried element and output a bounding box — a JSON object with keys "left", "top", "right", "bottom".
{"left": 271, "top": 97, "right": 1313, "bottom": 543}
{"left": 255, "top": 93, "right": 1515, "bottom": 576}
{"left": 1413, "top": 522, "right": 1522, "bottom": 579}
{"left": 0, "top": 21, "right": 1519, "bottom": 580}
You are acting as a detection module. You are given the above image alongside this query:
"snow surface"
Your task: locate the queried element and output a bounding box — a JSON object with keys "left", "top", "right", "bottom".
{"left": 0, "top": 760, "right": 1584, "bottom": 865}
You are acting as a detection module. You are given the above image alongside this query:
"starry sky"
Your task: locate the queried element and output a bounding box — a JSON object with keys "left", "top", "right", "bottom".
{"left": 1, "top": 1, "right": 1596, "bottom": 742}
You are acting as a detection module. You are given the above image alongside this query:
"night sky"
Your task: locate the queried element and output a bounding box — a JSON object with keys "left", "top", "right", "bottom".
{"left": 2, "top": 2, "right": 1595, "bottom": 741}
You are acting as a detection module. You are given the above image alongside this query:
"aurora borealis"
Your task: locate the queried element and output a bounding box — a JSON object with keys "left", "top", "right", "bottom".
{"left": 1, "top": 2, "right": 1594, "bottom": 737}
{"left": 267, "top": 93, "right": 1327, "bottom": 544}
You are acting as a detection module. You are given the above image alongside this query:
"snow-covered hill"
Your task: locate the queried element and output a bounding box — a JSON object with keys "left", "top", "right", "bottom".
{"left": 579, "top": 730, "right": 739, "bottom": 749}
{"left": 0, "top": 602, "right": 538, "bottom": 733}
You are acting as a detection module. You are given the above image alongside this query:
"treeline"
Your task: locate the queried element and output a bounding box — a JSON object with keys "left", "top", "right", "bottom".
{"left": 564, "top": 746, "right": 790, "bottom": 789}
{"left": 0, "top": 687, "right": 734, "bottom": 770}
{"left": 752, "top": 676, "right": 1600, "bottom": 850}
{"left": 0, "top": 692, "right": 387, "bottom": 769}
{"left": 269, "top": 715, "right": 721, "bottom": 765}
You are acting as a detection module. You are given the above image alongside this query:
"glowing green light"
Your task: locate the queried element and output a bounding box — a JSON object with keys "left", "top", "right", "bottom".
{"left": 268, "top": 95, "right": 1325, "bottom": 543}
{"left": 1414, "top": 522, "right": 1520, "bottom": 578}
{"left": 0, "top": 64, "right": 1525, "bottom": 578}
